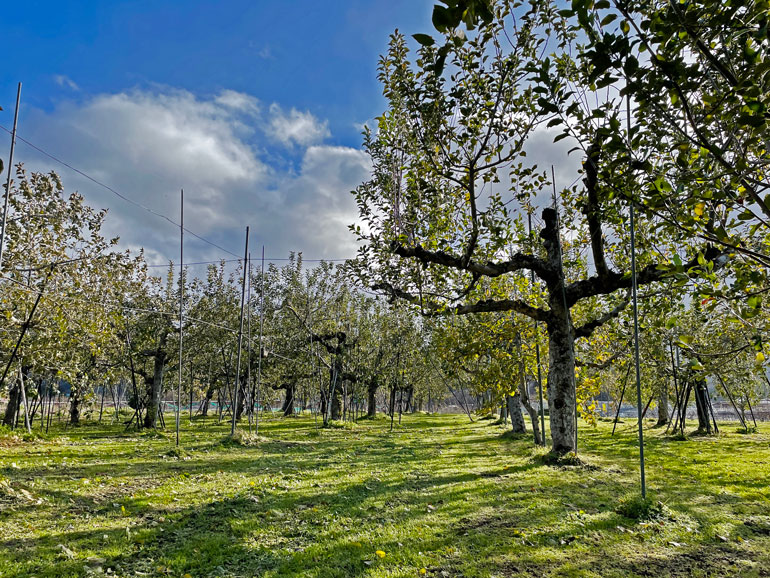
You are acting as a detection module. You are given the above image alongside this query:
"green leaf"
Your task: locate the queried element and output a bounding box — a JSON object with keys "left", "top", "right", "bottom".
{"left": 600, "top": 13, "right": 617, "bottom": 26}
{"left": 432, "top": 5, "right": 455, "bottom": 32}
{"left": 413, "top": 34, "right": 436, "bottom": 47}
{"left": 620, "top": 20, "right": 630, "bottom": 34}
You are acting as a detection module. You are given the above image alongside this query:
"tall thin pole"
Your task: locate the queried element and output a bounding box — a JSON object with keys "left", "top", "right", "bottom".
{"left": 630, "top": 204, "right": 647, "bottom": 498}
{"left": 246, "top": 252, "right": 252, "bottom": 430}
{"left": 189, "top": 360, "right": 193, "bottom": 422}
{"left": 627, "top": 89, "right": 646, "bottom": 498}
{"left": 231, "top": 226, "right": 250, "bottom": 435}
{"left": 176, "top": 189, "right": 183, "bottom": 446}
{"left": 528, "top": 211, "right": 547, "bottom": 446}
{"left": 0, "top": 82, "right": 22, "bottom": 273}
{"left": 256, "top": 245, "right": 265, "bottom": 436}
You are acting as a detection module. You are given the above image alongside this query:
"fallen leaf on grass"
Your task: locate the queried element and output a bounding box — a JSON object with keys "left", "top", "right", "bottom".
{"left": 57, "top": 544, "right": 76, "bottom": 559}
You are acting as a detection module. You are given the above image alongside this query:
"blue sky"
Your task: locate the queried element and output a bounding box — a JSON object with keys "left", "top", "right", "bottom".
{"left": 0, "top": 1, "right": 435, "bottom": 266}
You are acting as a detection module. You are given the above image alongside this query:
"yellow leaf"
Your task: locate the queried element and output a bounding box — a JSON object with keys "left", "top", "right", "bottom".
{"left": 420, "top": 569, "right": 427, "bottom": 575}
{"left": 694, "top": 203, "right": 705, "bottom": 217}
{"left": 376, "top": 550, "right": 386, "bottom": 558}
{"left": 756, "top": 352, "right": 765, "bottom": 363}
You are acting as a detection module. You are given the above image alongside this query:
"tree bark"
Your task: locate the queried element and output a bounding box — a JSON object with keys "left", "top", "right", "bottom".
{"left": 2, "top": 383, "right": 20, "bottom": 427}
{"left": 367, "top": 382, "right": 378, "bottom": 418}
{"left": 404, "top": 385, "right": 414, "bottom": 413}
{"left": 694, "top": 379, "right": 711, "bottom": 433}
{"left": 507, "top": 393, "right": 526, "bottom": 433}
{"left": 540, "top": 207, "right": 578, "bottom": 454}
{"left": 330, "top": 389, "right": 342, "bottom": 421}
{"left": 320, "top": 387, "right": 328, "bottom": 422}
{"left": 143, "top": 337, "right": 168, "bottom": 429}
{"left": 545, "top": 309, "right": 577, "bottom": 453}
{"left": 281, "top": 383, "right": 295, "bottom": 417}
{"left": 69, "top": 387, "right": 81, "bottom": 426}
{"left": 657, "top": 383, "right": 669, "bottom": 426}
{"left": 201, "top": 383, "right": 215, "bottom": 417}
{"left": 520, "top": 378, "right": 543, "bottom": 445}
{"left": 328, "top": 362, "right": 342, "bottom": 422}
{"left": 235, "top": 374, "right": 247, "bottom": 421}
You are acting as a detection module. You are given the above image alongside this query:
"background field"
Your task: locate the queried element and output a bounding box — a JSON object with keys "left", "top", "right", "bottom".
{"left": 1, "top": 415, "right": 769, "bottom": 578}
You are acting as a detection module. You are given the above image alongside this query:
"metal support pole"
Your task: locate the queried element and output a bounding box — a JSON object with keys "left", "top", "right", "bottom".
{"left": 0, "top": 82, "right": 22, "bottom": 273}
{"left": 256, "top": 246, "right": 265, "bottom": 436}
{"left": 176, "top": 189, "right": 183, "bottom": 446}
{"left": 528, "top": 211, "right": 547, "bottom": 446}
{"left": 231, "top": 226, "right": 250, "bottom": 435}
{"left": 246, "top": 252, "right": 252, "bottom": 431}
{"left": 630, "top": 203, "right": 647, "bottom": 499}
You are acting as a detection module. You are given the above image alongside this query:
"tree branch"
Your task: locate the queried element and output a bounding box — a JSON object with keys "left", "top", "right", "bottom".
{"left": 573, "top": 292, "right": 630, "bottom": 339}
{"left": 582, "top": 141, "right": 610, "bottom": 278}
{"left": 565, "top": 245, "right": 726, "bottom": 305}
{"left": 392, "top": 242, "right": 552, "bottom": 280}
{"left": 373, "top": 281, "right": 549, "bottom": 321}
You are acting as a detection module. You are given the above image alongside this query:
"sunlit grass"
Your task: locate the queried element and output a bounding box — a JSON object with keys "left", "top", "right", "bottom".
{"left": 1, "top": 413, "right": 768, "bottom": 577}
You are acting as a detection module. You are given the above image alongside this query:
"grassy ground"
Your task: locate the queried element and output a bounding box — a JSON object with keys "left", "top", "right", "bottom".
{"left": 1, "top": 413, "right": 769, "bottom": 578}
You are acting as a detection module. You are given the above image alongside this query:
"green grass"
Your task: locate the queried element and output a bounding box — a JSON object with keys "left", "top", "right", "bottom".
{"left": 1, "top": 413, "right": 769, "bottom": 577}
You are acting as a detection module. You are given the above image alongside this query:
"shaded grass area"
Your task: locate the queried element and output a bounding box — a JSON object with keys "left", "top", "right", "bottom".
{"left": 1, "top": 414, "right": 769, "bottom": 577}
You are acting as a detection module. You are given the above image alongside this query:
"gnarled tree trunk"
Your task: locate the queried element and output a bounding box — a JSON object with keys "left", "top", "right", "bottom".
{"left": 69, "top": 386, "right": 81, "bottom": 425}
{"left": 367, "top": 381, "right": 378, "bottom": 418}
{"left": 2, "top": 383, "right": 20, "bottom": 427}
{"left": 280, "top": 382, "right": 295, "bottom": 417}
{"left": 545, "top": 307, "right": 577, "bottom": 454}
{"left": 657, "top": 384, "right": 669, "bottom": 426}
{"left": 201, "top": 382, "right": 216, "bottom": 417}
{"left": 694, "top": 379, "right": 711, "bottom": 433}
{"left": 520, "top": 378, "right": 543, "bottom": 445}
{"left": 507, "top": 392, "right": 526, "bottom": 433}
{"left": 143, "top": 337, "right": 168, "bottom": 429}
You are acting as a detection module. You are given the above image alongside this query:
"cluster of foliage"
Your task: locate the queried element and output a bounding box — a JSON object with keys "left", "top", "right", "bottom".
{"left": 350, "top": 0, "right": 770, "bottom": 453}
{"left": 0, "top": 169, "right": 455, "bottom": 432}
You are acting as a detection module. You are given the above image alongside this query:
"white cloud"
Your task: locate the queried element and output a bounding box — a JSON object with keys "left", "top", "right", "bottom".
{"left": 257, "top": 46, "right": 273, "bottom": 60}
{"left": 17, "top": 88, "right": 370, "bottom": 267}
{"left": 215, "top": 90, "right": 260, "bottom": 116}
{"left": 53, "top": 75, "right": 79, "bottom": 91}
{"left": 266, "top": 104, "right": 330, "bottom": 148}
{"left": 275, "top": 146, "right": 372, "bottom": 256}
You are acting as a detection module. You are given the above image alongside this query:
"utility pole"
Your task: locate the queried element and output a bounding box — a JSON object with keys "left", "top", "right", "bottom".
{"left": 231, "top": 226, "right": 249, "bottom": 435}
{"left": 0, "top": 82, "right": 22, "bottom": 273}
